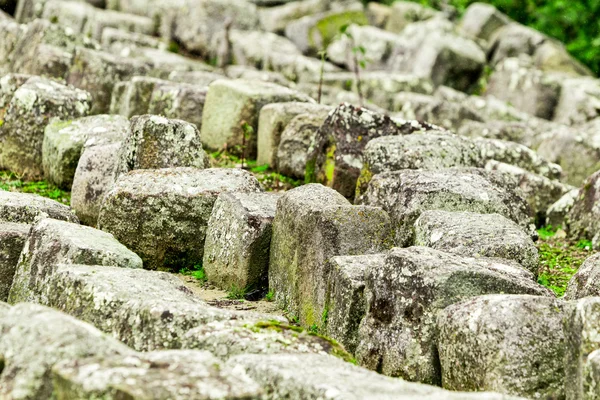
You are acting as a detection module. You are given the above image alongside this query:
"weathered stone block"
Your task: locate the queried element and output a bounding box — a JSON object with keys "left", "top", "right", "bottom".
{"left": 0, "top": 222, "right": 29, "bottom": 302}
{"left": 459, "top": 2, "right": 510, "bottom": 41}
{"left": 116, "top": 115, "right": 209, "bottom": 177}
{"left": 547, "top": 188, "right": 578, "bottom": 228}
{"left": 437, "top": 295, "right": 566, "bottom": 399}
{"left": 52, "top": 350, "right": 263, "bottom": 399}
{"left": 356, "top": 247, "right": 552, "bottom": 384}
{"left": 0, "top": 76, "right": 91, "bottom": 179}
{"left": 109, "top": 76, "right": 166, "bottom": 118}
{"left": 200, "top": 79, "right": 312, "bottom": 158}
{"left": 203, "top": 192, "right": 280, "bottom": 292}
{"left": 257, "top": 101, "right": 332, "bottom": 167}
{"left": 98, "top": 168, "right": 262, "bottom": 271}
{"left": 565, "top": 253, "right": 600, "bottom": 299}
{"left": 0, "top": 303, "right": 132, "bottom": 400}
{"left": 357, "top": 168, "right": 533, "bottom": 246}
{"left": 269, "top": 184, "right": 392, "bottom": 330}
{"left": 414, "top": 210, "right": 539, "bottom": 274}
{"left": 42, "top": 115, "right": 129, "bottom": 190}
{"left": 8, "top": 217, "right": 143, "bottom": 304}
{"left": 0, "top": 190, "right": 78, "bottom": 224}
{"left": 277, "top": 113, "right": 327, "bottom": 179}
{"left": 147, "top": 82, "right": 208, "bottom": 130}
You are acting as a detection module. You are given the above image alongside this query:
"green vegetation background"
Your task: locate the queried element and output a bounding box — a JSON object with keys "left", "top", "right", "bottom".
{"left": 373, "top": 0, "right": 600, "bottom": 75}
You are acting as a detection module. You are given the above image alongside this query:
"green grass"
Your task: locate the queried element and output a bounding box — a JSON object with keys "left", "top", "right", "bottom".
{"left": 0, "top": 171, "right": 70, "bottom": 205}
{"left": 208, "top": 150, "right": 302, "bottom": 192}
{"left": 180, "top": 264, "right": 208, "bottom": 284}
{"left": 536, "top": 226, "right": 593, "bottom": 297}
{"left": 226, "top": 284, "right": 248, "bottom": 300}
{"left": 265, "top": 290, "right": 275, "bottom": 302}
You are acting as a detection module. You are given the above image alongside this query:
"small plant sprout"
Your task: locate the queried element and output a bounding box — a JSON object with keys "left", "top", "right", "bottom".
{"left": 265, "top": 290, "right": 275, "bottom": 302}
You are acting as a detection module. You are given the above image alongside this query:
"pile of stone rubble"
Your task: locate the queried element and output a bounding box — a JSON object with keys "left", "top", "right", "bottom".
{"left": 2, "top": 0, "right": 600, "bottom": 399}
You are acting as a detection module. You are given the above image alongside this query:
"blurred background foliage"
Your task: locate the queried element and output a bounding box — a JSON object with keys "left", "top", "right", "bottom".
{"left": 372, "top": 0, "right": 600, "bottom": 74}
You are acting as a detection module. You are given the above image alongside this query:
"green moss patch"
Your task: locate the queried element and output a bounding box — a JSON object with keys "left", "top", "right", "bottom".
{"left": 0, "top": 170, "right": 70, "bottom": 205}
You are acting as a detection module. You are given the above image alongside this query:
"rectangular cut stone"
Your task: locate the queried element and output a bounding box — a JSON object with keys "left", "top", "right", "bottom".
{"left": 0, "top": 222, "right": 29, "bottom": 302}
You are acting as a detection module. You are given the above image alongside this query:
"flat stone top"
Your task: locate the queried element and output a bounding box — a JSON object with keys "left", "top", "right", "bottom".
{"left": 0, "top": 190, "right": 78, "bottom": 224}
{"left": 46, "top": 114, "right": 129, "bottom": 143}
{"left": 16, "top": 76, "right": 91, "bottom": 103}
{"left": 279, "top": 183, "right": 349, "bottom": 211}
{"left": 111, "top": 168, "right": 262, "bottom": 197}
{"left": 417, "top": 210, "right": 527, "bottom": 235}
{"left": 0, "top": 221, "right": 30, "bottom": 239}
{"left": 209, "top": 78, "right": 314, "bottom": 100}
{"left": 261, "top": 101, "right": 333, "bottom": 115}
{"left": 220, "top": 192, "right": 281, "bottom": 218}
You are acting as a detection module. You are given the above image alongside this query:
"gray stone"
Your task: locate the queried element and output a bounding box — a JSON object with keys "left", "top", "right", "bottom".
{"left": 0, "top": 74, "right": 32, "bottom": 114}
{"left": 147, "top": 82, "right": 208, "bottom": 130}
{"left": 414, "top": 210, "right": 539, "bottom": 274}
{"left": 0, "top": 222, "right": 29, "bottom": 302}
{"left": 486, "top": 57, "right": 562, "bottom": 120}
{"left": 459, "top": 2, "right": 510, "bottom": 41}
{"left": 0, "top": 76, "right": 91, "bottom": 180}
{"left": 101, "top": 27, "right": 165, "bottom": 50}
{"left": 52, "top": 350, "right": 263, "bottom": 399}
{"left": 553, "top": 77, "right": 600, "bottom": 126}
{"left": 269, "top": 184, "right": 392, "bottom": 330}
{"left": 582, "top": 350, "right": 600, "bottom": 400}
{"left": 358, "top": 133, "right": 482, "bottom": 196}
{"left": 356, "top": 247, "right": 552, "bottom": 384}
{"left": 457, "top": 120, "right": 544, "bottom": 149}
{"left": 109, "top": 76, "right": 167, "bottom": 118}
{"left": 259, "top": 0, "right": 326, "bottom": 33}
{"left": 565, "top": 253, "right": 600, "bottom": 299}
{"left": 257, "top": 101, "right": 332, "bottom": 167}
{"left": 0, "top": 303, "right": 132, "bottom": 400}
{"left": 485, "top": 160, "right": 571, "bottom": 219}
{"left": 82, "top": 8, "right": 155, "bottom": 42}
{"left": 547, "top": 188, "right": 579, "bottom": 228}
{"left": 0, "top": 190, "right": 78, "bottom": 224}
{"left": 564, "top": 297, "right": 600, "bottom": 400}
{"left": 41, "top": 0, "right": 95, "bottom": 33}
{"left": 70, "top": 126, "right": 128, "bottom": 227}
{"left": 8, "top": 217, "right": 142, "bottom": 304}
{"left": 203, "top": 192, "right": 279, "bottom": 292}
{"left": 533, "top": 40, "right": 592, "bottom": 77}
{"left": 33, "top": 263, "right": 277, "bottom": 351}
{"left": 277, "top": 113, "right": 327, "bottom": 179}
{"left": 306, "top": 103, "right": 445, "bottom": 200}
{"left": 357, "top": 168, "right": 533, "bottom": 246}
{"left": 116, "top": 115, "right": 210, "bottom": 177}
{"left": 564, "top": 171, "right": 600, "bottom": 247}
{"left": 327, "top": 253, "right": 385, "bottom": 355}
{"left": 98, "top": 168, "right": 262, "bottom": 271}
{"left": 228, "top": 29, "right": 301, "bottom": 70}
{"left": 67, "top": 47, "right": 151, "bottom": 114}
{"left": 227, "top": 353, "right": 524, "bottom": 400}
{"left": 0, "top": 20, "right": 23, "bottom": 76}
{"left": 437, "top": 294, "right": 566, "bottom": 399}
{"left": 42, "top": 115, "right": 129, "bottom": 190}
{"left": 488, "top": 23, "right": 546, "bottom": 66}
{"left": 225, "top": 65, "right": 292, "bottom": 87}
{"left": 384, "top": 1, "right": 440, "bottom": 33}
{"left": 269, "top": 52, "right": 341, "bottom": 83}
{"left": 172, "top": 0, "right": 259, "bottom": 57}
{"left": 182, "top": 319, "right": 352, "bottom": 361}
{"left": 168, "top": 70, "right": 225, "bottom": 86}
{"left": 201, "top": 79, "right": 313, "bottom": 158}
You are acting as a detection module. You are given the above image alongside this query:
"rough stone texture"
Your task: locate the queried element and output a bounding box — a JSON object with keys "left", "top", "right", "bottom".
{"left": 67, "top": 47, "right": 151, "bottom": 114}
{"left": 565, "top": 253, "right": 600, "bottom": 300}
{"left": 116, "top": 115, "right": 210, "bottom": 177}
{"left": 183, "top": 319, "right": 351, "bottom": 361}
{"left": 356, "top": 247, "right": 552, "bottom": 385}
{"left": 259, "top": 0, "right": 326, "bottom": 33}
{"left": 488, "top": 24, "right": 546, "bottom": 67}
{"left": 358, "top": 133, "right": 481, "bottom": 196}
{"left": 414, "top": 210, "right": 539, "bottom": 274}
{"left": 82, "top": 9, "right": 155, "bottom": 42}
{"left": 566, "top": 171, "right": 600, "bottom": 247}
{"left": 42, "top": 115, "right": 129, "bottom": 190}
{"left": 257, "top": 101, "right": 332, "bottom": 167}
{"left": 109, "top": 76, "right": 166, "bottom": 118}
{"left": 0, "top": 303, "right": 132, "bottom": 400}
{"left": 457, "top": 120, "right": 544, "bottom": 149}
{"left": 52, "top": 350, "right": 263, "bottom": 399}
{"left": 147, "top": 82, "right": 208, "bottom": 131}
{"left": 277, "top": 113, "right": 327, "bottom": 179}
{"left": 459, "top": 2, "right": 510, "bottom": 41}
{"left": 98, "top": 168, "right": 262, "bottom": 272}
{"left": 201, "top": 79, "right": 313, "bottom": 158}
{"left": 384, "top": 1, "right": 439, "bottom": 33}
{"left": 0, "top": 222, "right": 29, "bottom": 302}
{"left": 0, "top": 190, "right": 78, "bottom": 224}
{"left": 0, "top": 76, "right": 91, "bottom": 179}
{"left": 228, "top": 347, "right": 528, "bottom": 399}
{"left": 306, "top": 103, "right": 445, "bottom": 199}
{"left": 70, "top": 122, "right": 129, "bottom": 226}
{"left": 32, "top": 263, "right": 269, "bottom": 351}
{"left": 326, "top": 253, "right": 385, "bottom": 355}
{"left": 357, "top": 168, "right": 533, "bottom": 247}
{"left": 474, "top": 137, "right": 562, "bottom": 180}
{"left": 583, "top": 350, "right": 600, "bottom": 400}
{"left": 487, "top": 57, "right": 562, "bottom": 120}
{"left": 485, "top": 160, "right": 571, "bottom": 219}
{"left": 8, "top": 217, "right": 143, "bottom": 304}
{"left": 228, "top": 29, "right": 301, "bottom": 70}
{"left": 553, "top": 76, "right": 600, "bottom": 126}
{"left": 547, "top": 188, "right": 579, "bottom": 228}
{"left": 203, "top": 192, "right": 280, "bottom": 292}
{"left": 269, "top": 184, "right": 392, "bottom": 330}
{"left": 270, "top": 52, "right": 341, "bottom": 83}
{"left": 437, "top": 295, "right": 566, "bottom": 399}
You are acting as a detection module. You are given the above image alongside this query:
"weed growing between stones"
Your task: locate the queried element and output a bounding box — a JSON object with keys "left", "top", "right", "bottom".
{"left": 536, "top": 225, "right": 594, "bottom": 296}
{"left": 265, "top": 290, "right": 275, "bottom": 302}
{"left": 0, "top": 170, "right": 70, "bottom": 205}
{"left": 226, "top": 284, "right": 247, "bottom": 300}
{"left": 180, "top": 264, "right": 208, "bottom": 284}
{"left": 209, "top": 150, "right": 302, "bottom": 191}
